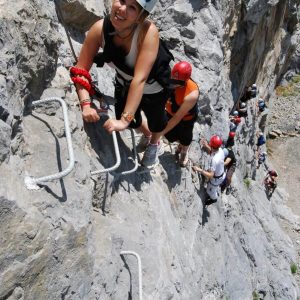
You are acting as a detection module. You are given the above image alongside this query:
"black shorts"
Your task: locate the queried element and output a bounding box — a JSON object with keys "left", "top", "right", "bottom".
{"left": 114, "top": 80, "right": 168, "bottom": 132}
{"left": 164, "top": 113, "right": 196, "bottom": 146}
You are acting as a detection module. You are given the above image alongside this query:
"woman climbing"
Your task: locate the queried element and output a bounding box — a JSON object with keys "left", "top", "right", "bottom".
{"left": 161, "top": 61, "right": 199, "bottom": 167}
{"left": 71, "top": 0, "right": 172, "bottom": 167}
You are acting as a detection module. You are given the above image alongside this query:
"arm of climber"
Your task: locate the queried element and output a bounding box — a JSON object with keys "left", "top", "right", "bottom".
{"left": 224, "top": 157, "right": 232, "bottom": 167}
{"left": 75, "top": 20, "right": 104, "bottom": 123}
{"left": 200, "top": 139, "right": 212, "bottom": 154}
{"left": 161, "top": 89, "right": 199, "bottom": 136}
{"left": 192, "top": 165, "right": 214, "bottom": 179}
{"left": 201, "top": 169, "right": 214, "bottom": 179}
{"left": 104, "top": 22, "right": 159, "bottom": 133}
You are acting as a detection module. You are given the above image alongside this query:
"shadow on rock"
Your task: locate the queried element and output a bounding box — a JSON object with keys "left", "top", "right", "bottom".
{"left": 31, "top": 113, "right": 68, "bottom": 202}
{"left": 159, "top": 152, "right": 183, "bottom": 191}
{"left": 85, "top": 117, "right": 155, "bottom": 213}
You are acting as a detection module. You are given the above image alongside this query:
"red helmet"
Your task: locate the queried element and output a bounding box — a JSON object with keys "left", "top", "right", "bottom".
{"left": 234, "top": 117, "right": 242, "bottom": 124}
{"left": 269, "top": 170, "right": 278, "bottom": 176}
{"left": 209, "top": 135, "right": 223, "bottom": 149}
{"left": 229, "top": 132, "right": 236, "bottom": 138}
{"left": 171, "top": 61, "right": 192, "bottom": 81}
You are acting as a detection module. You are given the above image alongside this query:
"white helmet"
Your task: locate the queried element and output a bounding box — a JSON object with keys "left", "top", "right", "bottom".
{"left": 233, "top": 110, "right": 239, "bottom": 116}
{"left": 252, "top": 83, "right": 257, "bottom": 88}
{"left": 136, "top": 0, "right": 158, "bottom": 13}
{"left": 240, "top": 102, "right": 246, "bottom": 108}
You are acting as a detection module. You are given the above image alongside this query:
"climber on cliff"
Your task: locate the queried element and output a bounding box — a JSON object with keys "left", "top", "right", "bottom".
{"left": 229, "top": 111, "right": 240, "bottom": 132}
{"left": 157, "top": 61, "right": 200, "bottom": 167}
{"left": 238, "top": 101, "right": 248, "bottom": 117}
{"left": 220, "top": 147, "right": 236, "bottom": 195}
{"left": 240, "top": 83, "right": 257, "bottom": 103}
{"left": 250, "top": 83, "right": 258, "bottom": 97}
{"left": 229, "top": 116, "right": 241, "bottom": 133}
{"left": 226, "top": 131, "right": 236, "bottom": 148}
{"left": 257, "top": 151, "right": 267, "bottom": 169}
{"left": 264, "top": 169, "right": 278, "bottom": 196}
{"left": 71, "top": 0, "right": 173, "bottom": 168}
{"left": 256, "top": 131, "right": 266, "bottom": 152}
{"left": 229, "top": 110, "right": 239, "bottom": 121}
{"left": 193, "top": 135, "right": 225, "bottom": 206}
{"left": 257, "top": 98, "right": 267, "bottom": 115}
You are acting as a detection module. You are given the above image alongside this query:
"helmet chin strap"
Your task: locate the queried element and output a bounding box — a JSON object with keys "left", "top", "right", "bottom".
{"left": 108, "top": 9, "right": 145, "bottom": 37}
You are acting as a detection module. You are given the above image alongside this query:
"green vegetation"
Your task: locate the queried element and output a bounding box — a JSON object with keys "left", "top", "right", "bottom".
{"left": 291, "top": 74, "right": 300, "bottom": 84}
{"left": 252, "top": 291, "right": 259, "bottom": 300}
{"left": 291, "top": 262, "right": 298, "bottom": 274}
{"left": 276, "top": 74, "right": 300, "bottom": 97}
{"left": 244, "top": 177, "right": 251, "bottom": 188}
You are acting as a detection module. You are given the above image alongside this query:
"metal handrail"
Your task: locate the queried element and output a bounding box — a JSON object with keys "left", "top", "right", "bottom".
{"left": 91, "top": 113, "right": 121, "bottom": 175}
{"left": 25, "top": 97, "right": 75, "bottom": 190}
{"left": 120, "top": 251, "right": 143, "bottom": 300}
{"left": 118, "top": 128, "right": 139, "bottom": 176}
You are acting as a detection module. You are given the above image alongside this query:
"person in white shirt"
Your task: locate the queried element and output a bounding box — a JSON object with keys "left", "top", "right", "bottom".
{"left": 193, "top": 135, "right": 225, "bottom": 205}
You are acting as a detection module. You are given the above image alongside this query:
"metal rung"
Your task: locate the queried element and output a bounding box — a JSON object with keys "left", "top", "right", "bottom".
{"left": 117, "top": 128, "right": 139, "bottom": 176}
{"left": 120, "top": 251, "right": 143, "bottom": 300}
{"left": 91, "top": 113, "right": 121, "bottom": 175}
{"left": 25, "top": 97, "right": 75, "bottom": 190}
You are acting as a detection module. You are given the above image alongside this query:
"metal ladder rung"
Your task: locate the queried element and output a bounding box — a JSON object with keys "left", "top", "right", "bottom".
{"left": 91, "top": 113, "right": 121, "bottom": 175}
{"left": 120, "top": 251, "right": 143, "bottom": 300}
{"left": 117, "top": 128, "right": 139, "bottom": 176}
{"left": 25, "top": 97, "right": 75, "bottom": 190}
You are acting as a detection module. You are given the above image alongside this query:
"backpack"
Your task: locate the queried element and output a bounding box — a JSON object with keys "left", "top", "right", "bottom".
{"left": 93, "top": 15, "right": 174, "bottom": 89}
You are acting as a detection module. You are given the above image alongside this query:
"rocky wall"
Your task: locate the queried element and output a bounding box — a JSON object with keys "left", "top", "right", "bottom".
{"left": 0, "top": 0, "right": 299, "bottom": 299}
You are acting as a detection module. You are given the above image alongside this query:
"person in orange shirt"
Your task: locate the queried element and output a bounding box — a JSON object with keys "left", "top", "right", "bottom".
{"left": 160, "top": 61, "right": 199, "bottom": 167}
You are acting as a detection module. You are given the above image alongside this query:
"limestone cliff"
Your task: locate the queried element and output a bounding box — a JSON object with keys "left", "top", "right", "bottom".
{"left": 0, "top": 0, "right": 299, "bottom": 299}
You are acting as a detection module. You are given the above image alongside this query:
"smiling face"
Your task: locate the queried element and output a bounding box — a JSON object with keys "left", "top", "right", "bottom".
{"left": 110, "top": 0, "right": 143, "bottom": 31}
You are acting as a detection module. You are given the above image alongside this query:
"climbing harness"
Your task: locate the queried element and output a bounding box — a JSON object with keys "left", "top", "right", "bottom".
{"left": 25, "top": 97, "right": 75, "bottom": 190}
{"left": 94, "top": 14, "right": 174, "bottom": 91}
{"left": 213, "top": 172, "right": 224, "bottom": 179}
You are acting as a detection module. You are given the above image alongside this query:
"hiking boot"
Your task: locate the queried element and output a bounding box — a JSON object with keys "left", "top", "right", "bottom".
{"left": 141, "top": 142, "right": 164, "bottom": 167}
{"left": 226, "top": 186, "right": 232, "bottom": 195}
{"left": 136, "top": 135, "right": 152, "bottom": 153}
{"left": 205, "top": 198, "right": 217, "bottom": 206}
{"left": 179, "top": 151, "right": 189, "bottom": 167}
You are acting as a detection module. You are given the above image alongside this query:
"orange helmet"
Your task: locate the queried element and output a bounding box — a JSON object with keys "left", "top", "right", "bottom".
{"left": 171, "top": 61, "right": 192, "bottom": 81}
{"left": 209, "top": 135, "right": 223, "bottom": 149}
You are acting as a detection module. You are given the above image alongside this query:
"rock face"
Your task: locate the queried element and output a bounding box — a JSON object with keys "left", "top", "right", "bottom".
{"left": 0, "top": 0, "right": 299, "bottom": 299}
{"left": 267, "top": 79, "right": 300, "bottom": 137}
